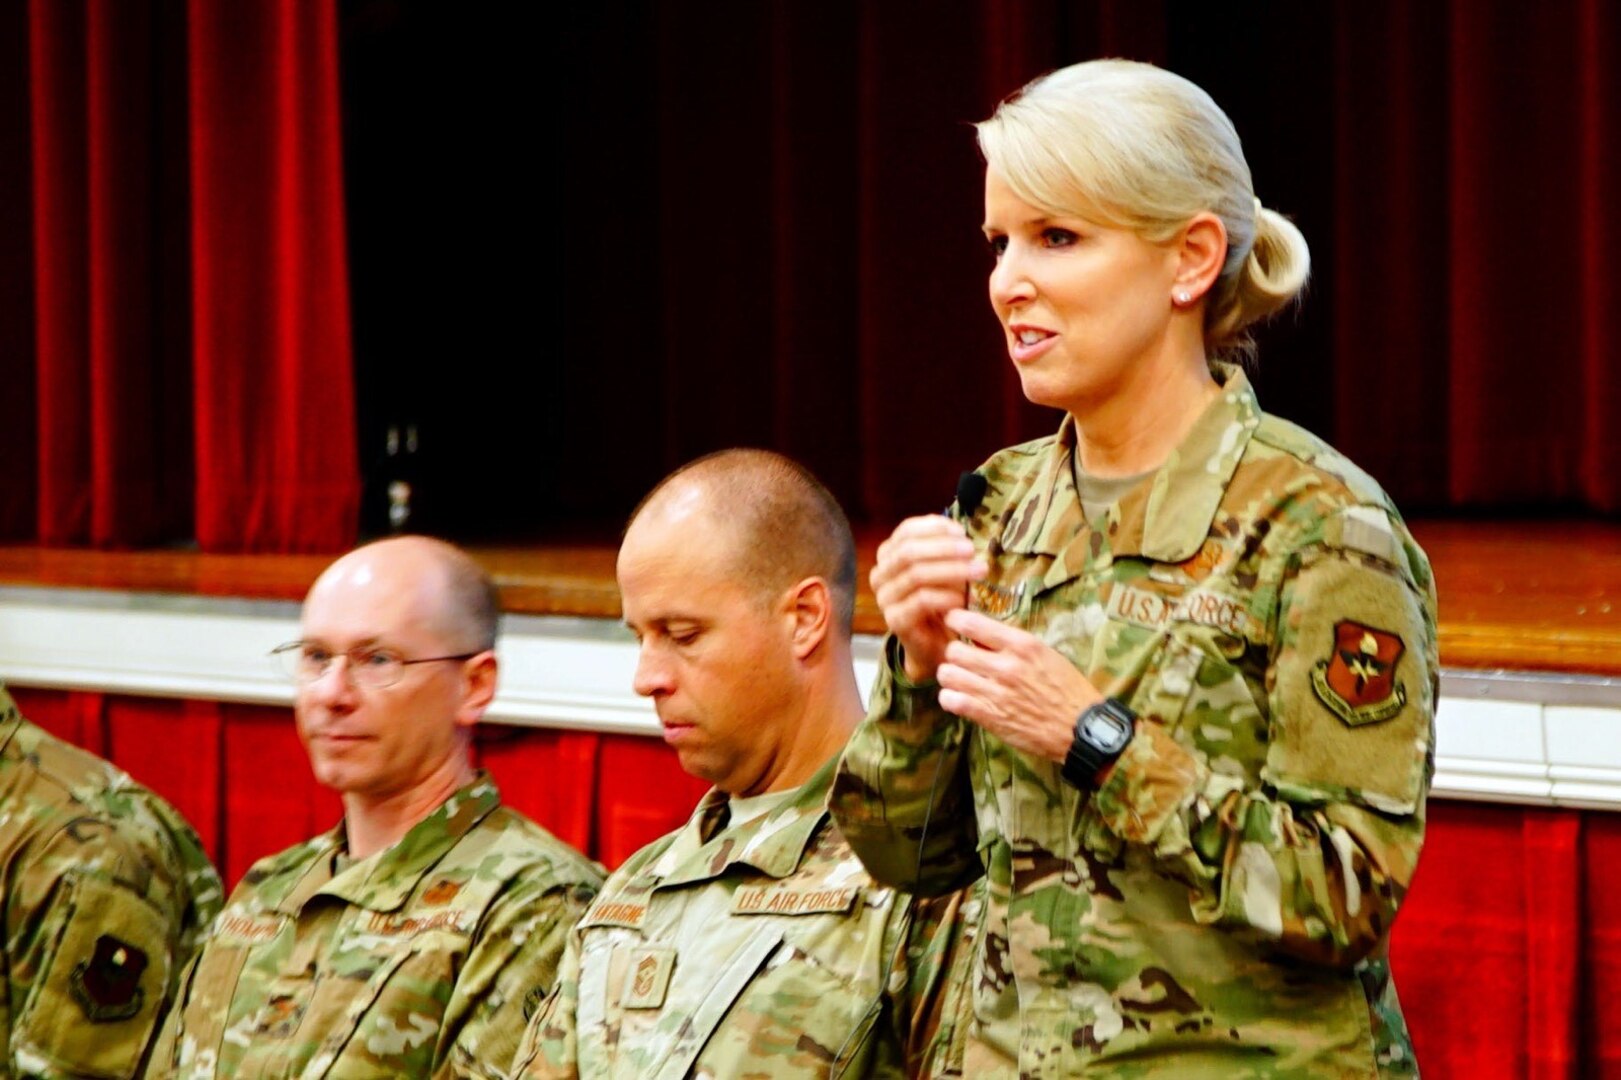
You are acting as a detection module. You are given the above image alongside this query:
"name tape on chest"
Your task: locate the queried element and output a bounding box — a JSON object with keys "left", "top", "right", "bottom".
{"left": 732, "top": 885, "right": 858, "bottom": 917}
{"left": 215, "top": 912, "right": 287, "bottom": 945}
{"left": 1108, "top": 583, "right": 1253, "bottom": 638}
{"left": 582, "top": 899, "right": 649, "bottom": 930}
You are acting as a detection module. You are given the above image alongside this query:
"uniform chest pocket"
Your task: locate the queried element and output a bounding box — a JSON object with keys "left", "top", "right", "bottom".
{"left": 307, "top": 926, "right": 466, "bottom": 1079}
{"left": 648, "top": 929, "right": 883, "bottom": 1080}
{"left": 152, "top": 919, "right": 264, "bottom": 1074}
{"left": 1137, "top": 631, "right": 1268, "bottom": 785}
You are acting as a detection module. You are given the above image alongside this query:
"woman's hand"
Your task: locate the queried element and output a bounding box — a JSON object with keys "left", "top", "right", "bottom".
{"left": 870, "top": 516, "right": 987, "bottom": 683}
{"left": 936, "top": 608, "right": 1103, "bottom": 763}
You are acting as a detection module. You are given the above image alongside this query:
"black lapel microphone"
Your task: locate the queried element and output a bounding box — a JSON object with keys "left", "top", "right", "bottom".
{"left": 950, "top": 470, "right": 988, "bottom": 520}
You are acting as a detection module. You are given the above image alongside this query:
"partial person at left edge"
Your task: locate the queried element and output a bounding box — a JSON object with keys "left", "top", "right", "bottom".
{"left": 0, "top": 685, "right": 223, "bottom": 1078}
{"left": 145, "top": 536, "right": 604, "bottom": 1079}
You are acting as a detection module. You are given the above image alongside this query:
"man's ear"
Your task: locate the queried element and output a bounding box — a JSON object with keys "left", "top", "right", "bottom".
{"left": 1172, "top": 211, "right": 1228, "bottom": 304}
{"left": 782, "top": 577, "right": 833, "bottom": 661}
{"left": 454, "top": 651, "right": 499, "bottom": 729}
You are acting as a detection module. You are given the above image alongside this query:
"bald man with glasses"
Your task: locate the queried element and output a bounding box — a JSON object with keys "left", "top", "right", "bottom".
{"left": 146, "top": 537, "right": 602, "bottom": 1079}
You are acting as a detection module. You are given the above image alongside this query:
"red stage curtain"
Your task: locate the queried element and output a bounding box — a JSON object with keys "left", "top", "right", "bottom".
{"left": 9, "top": 3, "right": 1619, "bottom": 543}
{"left": 188, "top": 0, "right": 357, "bottom": 551}
{"left": 474, "top": 725, "right": 603, "bottom": 856}
{"left": 8, "top": 0, "right": 356, "bottom": 552}
{"left": 1332, "top": 0, "right": 1621, "bottom": 513}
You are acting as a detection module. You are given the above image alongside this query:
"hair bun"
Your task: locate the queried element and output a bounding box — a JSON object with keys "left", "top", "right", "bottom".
{"left": 1206, "top": 202, "right": 1311, "bottom": 357}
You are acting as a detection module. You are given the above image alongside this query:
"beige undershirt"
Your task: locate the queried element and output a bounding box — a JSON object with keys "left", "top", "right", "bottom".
{"left": 726, "top": 785, "right": 799, "bottom": 828}
{"left": 1074, "top": 453, "right": 1154, "bottom": 532}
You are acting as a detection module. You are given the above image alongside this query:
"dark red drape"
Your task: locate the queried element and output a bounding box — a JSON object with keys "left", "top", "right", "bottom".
{"left": 188, "top": 0, "right": 357, "bottom": 551}
{"left": 1332, "top": 0, "right": 1621, "bottom": 512}
{"left": 10, "top": 3, "right": 1617, "bottom": 547}
{"left": 8, "top": 0, "right": 357, "bottom": 552}
{"left": 541, "top": 0, "right": 1621, "bottom": 530}
{"left": 14, "top": 684, "right": 1621, "bottom": 1076}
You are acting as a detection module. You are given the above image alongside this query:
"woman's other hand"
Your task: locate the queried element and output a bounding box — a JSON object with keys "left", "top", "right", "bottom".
{"left": 937, "top": 608, "right": 1103, "bottom": 763}
{"left": 871, "top": 516, "right": 987, "bottom": 683}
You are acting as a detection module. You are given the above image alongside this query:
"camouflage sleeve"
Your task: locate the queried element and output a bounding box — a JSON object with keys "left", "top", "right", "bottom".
{"left": 139, "top": 793, "right": 225, "bottom": 962}
{"left": 141, "top": 948, "right": 198, "bottom": 1076}
{"left": 892, "top": 883, "right": 981, "bottom": 1077}
{"left": 7, "top": 821, "right": 210, "bottom": 1079}
{"left": 445, "top": 875, "right": 598, "bottom": 1078}
{"left": 1089, "top": 506, "right": 1437, "bottom": 969}
{"left": 507, "top": 921, "right": 583, "bottom": 1079}
{"left": 830, "top": 641, "right": 983, "bottom": 897}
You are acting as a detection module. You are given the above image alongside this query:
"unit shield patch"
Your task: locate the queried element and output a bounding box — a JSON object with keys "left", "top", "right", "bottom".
{"left": 1311, "top": 620, "right": 1407, "bottom": 726}
{"left": 69, "top": 934, "right": 148, "bottom": 1022}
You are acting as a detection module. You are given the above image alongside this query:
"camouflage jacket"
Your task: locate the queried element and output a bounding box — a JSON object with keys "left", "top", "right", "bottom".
{"left": 0, "top": 689, "right": 223, "bottom": 1079}
{"left": 832, "top": 368, "right": 1437, "bottom": 1078}
{"left": 145, "top": 772, "right": 602, "bottom": 1079}
{"left": 510, "top": 756, "right": 973, "bottom": 1079}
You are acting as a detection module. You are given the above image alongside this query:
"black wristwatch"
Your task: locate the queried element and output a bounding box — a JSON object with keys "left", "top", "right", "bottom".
{"left": 1061, "top": 698, "right": 1136, "bottom": 789}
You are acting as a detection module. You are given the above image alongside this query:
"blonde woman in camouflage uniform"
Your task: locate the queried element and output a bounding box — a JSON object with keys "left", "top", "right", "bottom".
{"left": 832, "top": 59, "right": 1436, "bottom": 1078}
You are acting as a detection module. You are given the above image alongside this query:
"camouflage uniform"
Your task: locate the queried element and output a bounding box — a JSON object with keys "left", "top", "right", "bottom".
{"left": 146, "top": 772, "right": 602, "bottom": 1079}
{"left": 0, "top": 688, "right": 223, "bottom": 1079}
{"left": 832, "top": 367, "right": 1436, "bottom": 1078}
{"left": 511, "top": 756, "right": 972, "bottom": 1079}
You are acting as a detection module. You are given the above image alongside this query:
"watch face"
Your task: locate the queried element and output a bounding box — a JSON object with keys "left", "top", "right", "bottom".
{"left": 1081, "top": 709, "right": 1132, "bottom": 754}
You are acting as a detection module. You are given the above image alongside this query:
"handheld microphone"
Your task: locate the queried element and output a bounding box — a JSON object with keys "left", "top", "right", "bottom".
{"left": 949, "top": 470, "right": 988, "bottom": 520}
{"left": 908, "top": 469, "right": 989, "bottom": 899}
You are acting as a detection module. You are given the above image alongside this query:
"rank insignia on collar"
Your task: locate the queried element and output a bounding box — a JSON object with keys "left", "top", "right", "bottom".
{"left": 422, "top": 879, "right": 461, "bottom": 905}
{"left": 70, "top": 934, "right": 147, "bottom": 1022}
{"left": 1312, "top": 620, "right": 1407, "bottom": 726}
{"left": 1177, "top": 538, "right": 1228, "bottom": 582}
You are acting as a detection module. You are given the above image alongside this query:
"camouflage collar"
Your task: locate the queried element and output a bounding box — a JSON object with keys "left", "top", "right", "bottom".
{"left": 1005, "top": 364, "right": 1261, "bottom": 565}
{"left": 651, "top": 756, "right": 838, "bottom": 890}
{"left": 284, "top": 771, "right": 503, "bottom": 914}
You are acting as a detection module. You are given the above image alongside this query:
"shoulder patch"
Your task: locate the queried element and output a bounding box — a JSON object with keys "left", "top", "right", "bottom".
{"left": 70, "top": 935, "right": 147, "bottom": 1022}
{"left": 1311, "top": 621, "right": 1408, "bottom": 726}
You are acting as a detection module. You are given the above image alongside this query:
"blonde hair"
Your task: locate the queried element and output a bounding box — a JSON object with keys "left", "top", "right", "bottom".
{"left": 976, "top": 59, "right": 1310, "bottom": 361}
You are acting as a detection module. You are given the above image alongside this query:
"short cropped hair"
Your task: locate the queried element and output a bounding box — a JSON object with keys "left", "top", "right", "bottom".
{"left": 629, "top": 449, "right": 857, "bottom": 634}
{"left": 977, "top": 59, "right": 1311, "bottom": 362}
{"left": 430, "top": 540, "right": 501, "bottom": 652}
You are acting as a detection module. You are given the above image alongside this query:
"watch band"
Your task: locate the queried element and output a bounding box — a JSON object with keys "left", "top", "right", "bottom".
{"left": 1061, "top": 698, "right": 1136, "bottom": 789}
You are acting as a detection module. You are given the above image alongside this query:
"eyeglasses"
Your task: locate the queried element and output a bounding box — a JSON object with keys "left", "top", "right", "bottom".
{"left": 270, "top": 641, "right": 482, "bottom": 690}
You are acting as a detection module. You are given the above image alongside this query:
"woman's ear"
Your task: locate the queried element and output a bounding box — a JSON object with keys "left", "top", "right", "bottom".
{"left": 1172, "top": 211, "right": 1228, "bottom": 304}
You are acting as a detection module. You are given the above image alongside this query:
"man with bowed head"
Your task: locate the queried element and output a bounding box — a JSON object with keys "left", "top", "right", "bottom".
{"left": 511, "top": 449, "right": 974, "bottom": 1078}
{"left": 147, "top": 536, "right": 603, "bottom": 1078}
